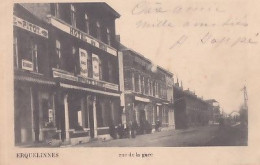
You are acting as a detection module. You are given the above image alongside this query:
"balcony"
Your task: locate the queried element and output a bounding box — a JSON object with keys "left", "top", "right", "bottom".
{"left": 52, "top": 68, "right": 119, "bottom": 91}
{"left": 47, "top": 15, "right": 117, "bottom": 56}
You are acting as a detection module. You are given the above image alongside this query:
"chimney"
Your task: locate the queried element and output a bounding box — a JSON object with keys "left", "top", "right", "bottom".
{"left": 175, "top": 78, "right": 179, "bottom": 87}
{"left": 116, "top": 35, "right": 121, "bottom": 42}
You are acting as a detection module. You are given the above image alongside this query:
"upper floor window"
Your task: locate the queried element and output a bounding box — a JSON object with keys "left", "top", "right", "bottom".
{"left": 87, "top": 52, "right": 92, "bottom": 78}
{"left": 13, "top": 35, "right": 18, "bottom": 68}
{"left": 85, "top": 14, "right": 90, "bottom": 34}
{"left": 54, "top": 3, "right": 60, "bottom": 18}
{"left": 55, "top": 40, "right": 61, "bottom": 69}
{"left": 99, "top": 59, "right": 103, "bottom": 80}
{"left": 70, "top": 4, "right": 76, "bottom": 27}
{"left": 96, "top": 21, "right": 101, "bottom": 40}
{"left": 106, "top": 28, "right": 111, "bottom": 46}
{"left": 134, "top": 73, "right": 139, "bottom": 92}
{"left": 31, "top": 42, "right": 38, "bottom": 72}
{"left": 108, "top": 61, "right": 113, "bottom": 83}
{"left": 72, "top": 46, "right": 78, "bottom": 74}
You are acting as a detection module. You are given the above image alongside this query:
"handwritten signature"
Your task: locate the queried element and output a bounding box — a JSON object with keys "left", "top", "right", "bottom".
{"left": 169, "top": 32, "right": 259, "bottom": 49}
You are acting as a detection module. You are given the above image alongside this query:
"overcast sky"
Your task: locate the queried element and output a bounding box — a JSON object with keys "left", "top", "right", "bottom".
{"left": 106, "top": 0, "right": 260, "bottom": 113}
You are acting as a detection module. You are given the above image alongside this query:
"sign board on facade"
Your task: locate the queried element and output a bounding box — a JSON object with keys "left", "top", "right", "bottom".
{"left": 52, "top": 69, "right": 119, "bottom": 91}
{"left": 13, "top": 16, "right": 48, "bottom": 38}
{"left": 49, "top": 17, "right": 117, "bottom": 56}
{"left": 22, "top": 59, "right": 33, "bottom": 71}
{"left": 79, "top": 48, "right": 88, "bottom": 77}
{"left": 135, "top": 96, "right": 150, "bottom": 102}
{"left": 92, "top": 54, "right": 100, "bottom": 80}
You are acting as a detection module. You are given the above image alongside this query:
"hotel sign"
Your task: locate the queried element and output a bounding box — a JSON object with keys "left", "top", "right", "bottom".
{"left": 52, "top": 69, "right": 119, "bottom": 91}
{"left": 13, "top": 16, "right": 48, "bottom": 38}
{"left": 49, "top": 16, "right": 117, "bottom": 56}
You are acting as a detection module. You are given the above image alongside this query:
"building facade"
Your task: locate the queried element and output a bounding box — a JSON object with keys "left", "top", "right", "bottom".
{"left": 14, "top": 3, "right": 122, "bottom": 145}
{"left": 173, "top": 84, "right": 209, "bottom": 129}
{"left": 120, "top": 47, "right": 175, "bottom": 131}
{"left": 206, "top": 99, "right": 221, "bottom": 124}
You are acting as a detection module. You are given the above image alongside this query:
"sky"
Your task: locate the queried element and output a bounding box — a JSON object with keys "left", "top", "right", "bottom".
{"left": 106, "top": 0, "right": 260, "bottom": 113}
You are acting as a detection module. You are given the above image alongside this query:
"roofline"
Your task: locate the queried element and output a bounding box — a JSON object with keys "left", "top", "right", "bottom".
{"left": 121, "top": 46, "right": 173, "bottom": 77}
{"left": 103, "top": 2, "right": 120, "bottom": 18}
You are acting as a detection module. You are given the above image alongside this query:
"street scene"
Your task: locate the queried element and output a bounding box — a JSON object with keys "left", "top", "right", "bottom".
{"left": 13, "top": 2, "right": 248, "bottom": 147}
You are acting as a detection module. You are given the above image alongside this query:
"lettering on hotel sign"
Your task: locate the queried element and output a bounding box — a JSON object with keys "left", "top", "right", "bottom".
{"left": 52, "top": 69, "right": 118, "bottom": 91}
{"left": 13, "top": 16, "right": 48, "bottom": 38}
{"left": 49, "top": 17, "right": 117, "bottom": 56}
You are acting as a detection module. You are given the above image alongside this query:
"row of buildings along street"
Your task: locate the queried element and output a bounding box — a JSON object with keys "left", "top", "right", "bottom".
{"left": 13, "top": 3, "right": 244, "bottom": 147}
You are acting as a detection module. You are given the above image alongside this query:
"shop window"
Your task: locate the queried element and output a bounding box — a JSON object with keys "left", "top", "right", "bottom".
{"left": 54, "top": 3, "right": 60, "bottom": 18}
{"left": 13, "top": 35, "right": 18, "bottom": 68}
{"left": 70, "top": 4, "right": 76, "bottom": 27}
{"left": 84, "top": 14, "right": 89, "bottom": 34}
{"left": 42, "top": 99, "right": 54, "bottom": 128}
{"left": 106, "top": 28, "right": 111, "bottom": 46}
{"left": 96, "top": 21, "right": 101, "bottom": 40}
{"left": 22, "top": 39, "right": 38, "bottom": 72}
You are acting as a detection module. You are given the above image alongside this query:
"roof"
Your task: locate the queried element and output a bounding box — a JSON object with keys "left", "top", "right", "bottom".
{"left": 84, "top": 2, "right": 120, "bottom": 18}
{"left": 119, "top": 43, "right": 173, "bottom": 76}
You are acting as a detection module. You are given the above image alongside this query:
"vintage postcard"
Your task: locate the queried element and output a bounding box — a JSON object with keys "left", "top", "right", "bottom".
{"left": 1, "top": 0, "right": 260, "bottom": 164}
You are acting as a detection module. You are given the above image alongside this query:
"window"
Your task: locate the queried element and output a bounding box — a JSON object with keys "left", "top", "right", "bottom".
{"left": 134, "top": 73, "right": 139, "bottom": 92}
{"left": 54, "top": 3, "right": 60, "bottom": 18}
{"left": 141, "top": 76, "right": 144, "bottom": 94}
{"left": 96, "top": 21, "right": 101, "bottom": 40}
{"left": 84, "top": 14, "right": 89, "bottom": 34}
{"left": 99, "top": 59, "right": 103, "bottom": 80}
{"left": 87, "top": 52, "right": 92, "bottom": 78}
{"left": 132, "top": 72, "right": 135, "bottom": 91}
{"left": 108, "top": 61, "right": 113, "bottom": 83}
{"left": 55, "top": 40, "right": 61, "bottom": 69}
{"left": 70, "top": 4, "right": 76, "bottom": 27}
{"left": 31, "top": 42, "right": 38, "bottom": 72}
{"left": 106, "top": 28, "right": 111, "bottom": 45}
{"left": 72, "top": 46, "right": 78, "bottom": 74}
{"left": 13, "top": 36, "right": 18, "bottom": 68}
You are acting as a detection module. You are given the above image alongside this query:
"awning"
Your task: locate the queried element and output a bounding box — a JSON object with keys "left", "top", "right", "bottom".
{"left": 15, "top": 75, "right": 56, "bottom": 86}
{"left": 135, "top": 96, "right": 150, "bottom": 103}
{"left": 60, "top": 83, "right": 120, "bottom": 97}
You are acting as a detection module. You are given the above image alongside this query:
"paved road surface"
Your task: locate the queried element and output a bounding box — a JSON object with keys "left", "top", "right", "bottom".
{"left": 72, "top": 124, "right": 247, "bottom": 147}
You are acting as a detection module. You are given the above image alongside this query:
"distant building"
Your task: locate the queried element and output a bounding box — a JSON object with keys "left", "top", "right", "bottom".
{"left": 120, "top": 45, "right": 175, "bottom": 131}
{"left": 206, "top": 99, "right": 221, "bottom": 124}
{"left": 173, "top": 84, "right": 209, "bottom": 129}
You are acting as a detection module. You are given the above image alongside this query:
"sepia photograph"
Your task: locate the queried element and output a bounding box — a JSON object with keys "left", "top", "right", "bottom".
{"left": 12, "top": 2, "right": 249, "bottom": 148}
{"left": 2, "top": 0, "right": 260, "bottom": 164}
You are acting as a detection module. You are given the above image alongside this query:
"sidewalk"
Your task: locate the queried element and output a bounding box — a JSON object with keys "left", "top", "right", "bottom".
{"left": 72, "top": 125, "right": 216, "bottom": 147}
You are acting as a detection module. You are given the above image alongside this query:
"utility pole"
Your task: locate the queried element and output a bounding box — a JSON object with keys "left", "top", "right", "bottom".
{"left": 240, "top": 85, "right": 248, "bottom": 126}
{"left": 241, "top": 85, "right": 248, "bottom": 110}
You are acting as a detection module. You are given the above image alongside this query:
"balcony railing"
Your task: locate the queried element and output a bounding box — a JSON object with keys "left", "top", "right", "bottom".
{"left": 52, "top": 68, "right": 119, "bottom": 91}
